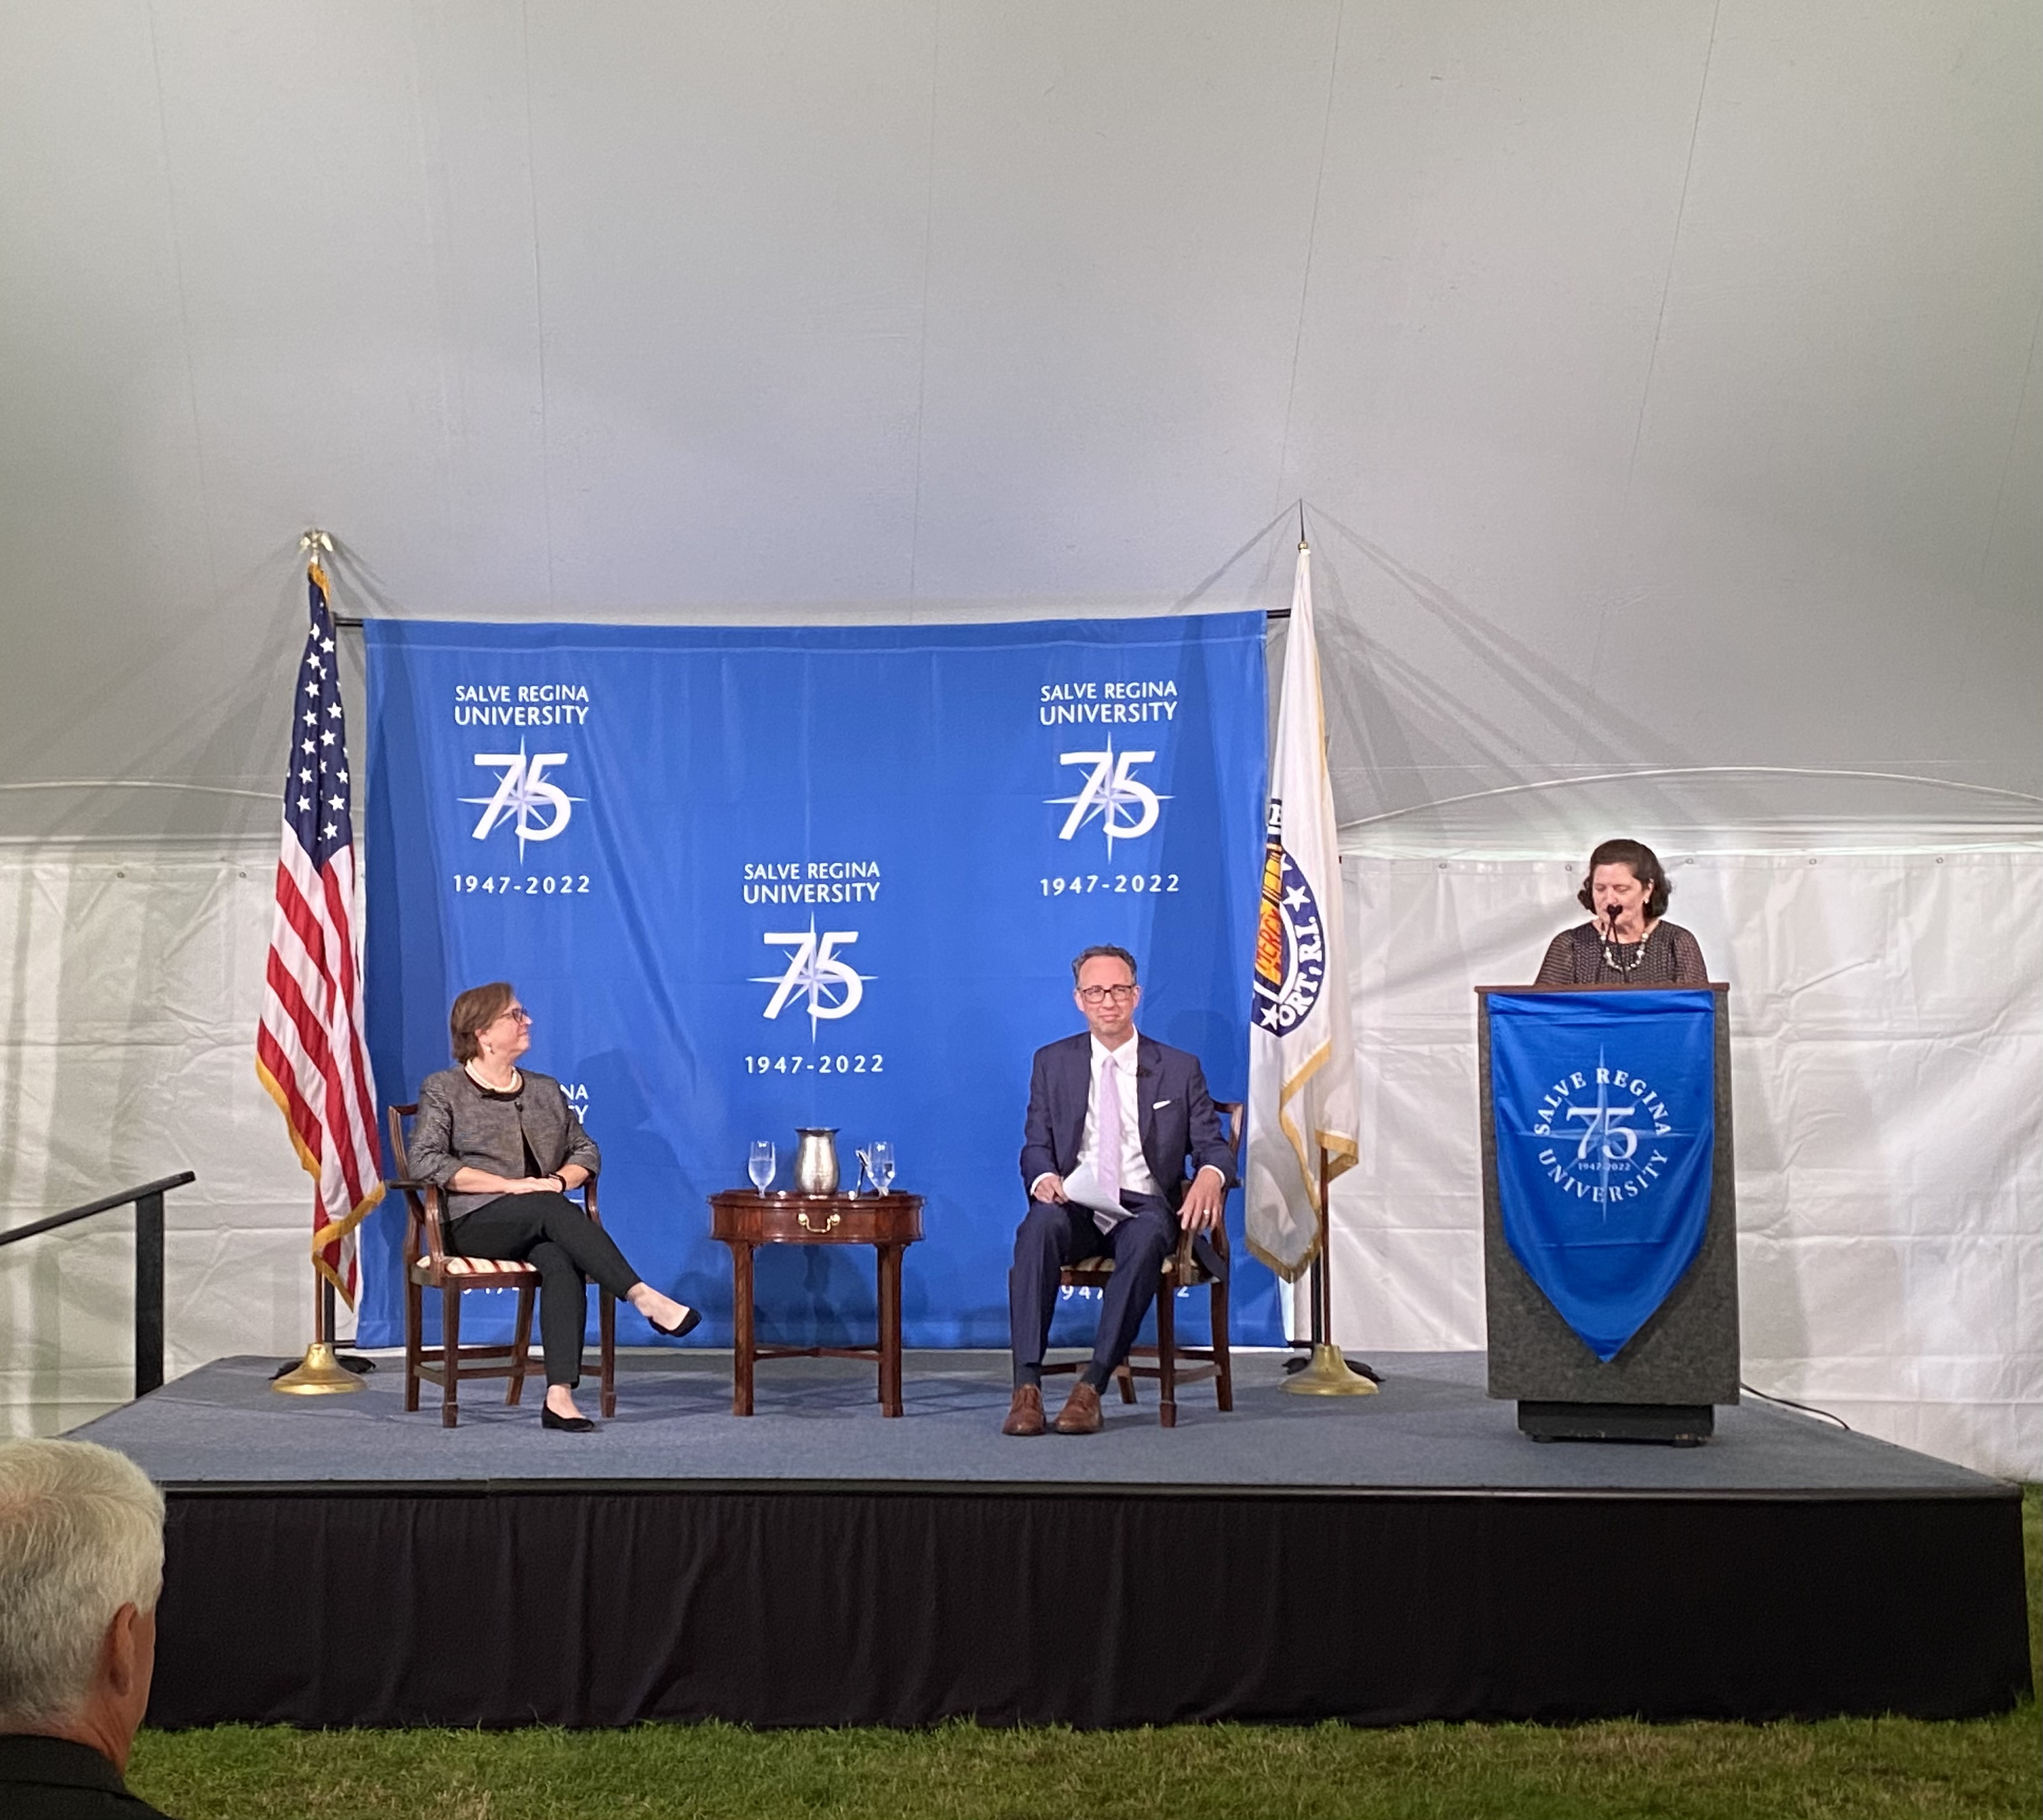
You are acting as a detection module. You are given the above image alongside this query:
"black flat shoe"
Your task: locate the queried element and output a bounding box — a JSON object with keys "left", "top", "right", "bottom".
{"left": 541, "top": 1407, "right": 594, "bottom": 1432}
{"left": 650, "top": 1304, "right": 702, "bottom": 1339}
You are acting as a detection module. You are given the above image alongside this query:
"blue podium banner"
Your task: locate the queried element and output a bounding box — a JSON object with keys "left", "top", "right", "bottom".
{"left": 1486, "top": 990, "right": 1717, "bottom": 1362}
{"left": 358, "top": 614, "right": 1274, "bottom": 1351}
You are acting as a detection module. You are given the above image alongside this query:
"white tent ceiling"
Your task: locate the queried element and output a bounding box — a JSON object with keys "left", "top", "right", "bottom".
{"left": 0, "top": 1, "right": 2036, "bottom": 845}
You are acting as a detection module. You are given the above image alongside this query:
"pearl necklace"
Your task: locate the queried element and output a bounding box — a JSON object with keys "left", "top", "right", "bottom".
{"left": 1600, "top": 925, "right": 1653, "bottom": 975}
{"left": 465, "top": 1059, "right": 522, "bottom": 1095}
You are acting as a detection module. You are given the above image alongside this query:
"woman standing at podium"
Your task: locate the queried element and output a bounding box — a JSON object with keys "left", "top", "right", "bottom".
{"left": 1536, "top": 838, "right": 1707, "bottom": 986}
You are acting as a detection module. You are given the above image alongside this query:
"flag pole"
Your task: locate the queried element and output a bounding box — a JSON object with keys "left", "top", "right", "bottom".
{"left": 1252, "top": 523, "right": 1376, "bottom": 1397}
{"left": 270, "top": 532, "right": 368, "bottom": 1397}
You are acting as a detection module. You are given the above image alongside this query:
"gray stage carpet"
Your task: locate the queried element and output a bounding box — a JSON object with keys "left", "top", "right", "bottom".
{"left": 75, "top": 1349, "right": 2004, "bottom": 1497}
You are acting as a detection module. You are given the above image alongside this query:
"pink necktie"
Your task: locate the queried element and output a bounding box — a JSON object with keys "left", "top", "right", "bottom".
{"left": 1094, "top": 1054, "right": 1123, "bottom": 1233}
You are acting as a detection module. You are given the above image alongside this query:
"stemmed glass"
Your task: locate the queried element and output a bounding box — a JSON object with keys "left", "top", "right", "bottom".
{"left": 869, "top": 1141, "right": 895, "bottom": 1194}
{"left": 748, "top": 1140, "right": 776, "bottom": 1192}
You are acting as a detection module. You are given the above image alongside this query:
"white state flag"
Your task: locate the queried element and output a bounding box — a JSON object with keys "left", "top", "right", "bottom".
{"left": 1245, "top": 540, "right": 1358, "bottom": 1280}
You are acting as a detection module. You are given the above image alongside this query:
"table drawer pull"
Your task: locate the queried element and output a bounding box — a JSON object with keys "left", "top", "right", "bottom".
{"left": 798, "top": 1210, "right": 842, "bottom": 1234}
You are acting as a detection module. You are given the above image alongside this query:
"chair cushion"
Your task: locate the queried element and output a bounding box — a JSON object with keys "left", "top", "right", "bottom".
{"left": 410, "top": 1255, "right": 541, "bottom": 1283}
{"left": 1060, "top": 1254, "right": 1212, "bottom": 1287}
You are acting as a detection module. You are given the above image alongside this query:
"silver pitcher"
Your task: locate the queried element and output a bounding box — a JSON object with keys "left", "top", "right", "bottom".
{"left": 792, "top": 1127, "right": 840, "bottom": 1195}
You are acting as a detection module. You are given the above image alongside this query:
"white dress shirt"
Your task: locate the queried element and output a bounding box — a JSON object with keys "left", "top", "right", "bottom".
{"left": 1079, "top": 1033, "right": 1159, "bottom": 1200}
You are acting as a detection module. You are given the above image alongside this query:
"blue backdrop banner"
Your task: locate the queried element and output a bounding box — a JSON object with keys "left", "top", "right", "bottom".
{"left": 358, "top": 614, "right": 1272, "bottom": 1352}
{"left": 1486, "top": 990, "right": 1717, "bottom": 1362}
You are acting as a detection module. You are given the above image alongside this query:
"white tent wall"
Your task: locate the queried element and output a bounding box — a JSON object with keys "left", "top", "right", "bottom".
{"left": 1324, "top": 844, "right": 2042, "bottom": 1481}
{"left": 5, "top": 833, "right": 2037, "bottom": 1475}
{"left": 0, "top": 842, "right": 313, "bottom": 1434}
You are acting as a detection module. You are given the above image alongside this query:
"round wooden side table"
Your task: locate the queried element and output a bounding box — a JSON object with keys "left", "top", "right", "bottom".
{"left": 708, "top": 1190, "right": 925, "bottom": 1416}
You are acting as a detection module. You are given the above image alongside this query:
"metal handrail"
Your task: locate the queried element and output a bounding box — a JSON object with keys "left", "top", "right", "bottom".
{"left": 0, "top": 1172, "right": 196, "bottom": 1397}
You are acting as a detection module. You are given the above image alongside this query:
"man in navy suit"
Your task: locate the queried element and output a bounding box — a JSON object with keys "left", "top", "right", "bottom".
{"left": 1004, "top": 944, "right": 1235, "bottom": 1436}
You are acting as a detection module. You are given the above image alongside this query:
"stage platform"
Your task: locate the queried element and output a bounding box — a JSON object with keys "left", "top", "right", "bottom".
{"left": 80, "top": 1349, "right": 2031, "bottom": 1729}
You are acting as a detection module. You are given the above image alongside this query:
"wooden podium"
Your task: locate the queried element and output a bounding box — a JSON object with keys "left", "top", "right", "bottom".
{"left": 1475, "top": 983, "right": 1739, "bottom": 1444}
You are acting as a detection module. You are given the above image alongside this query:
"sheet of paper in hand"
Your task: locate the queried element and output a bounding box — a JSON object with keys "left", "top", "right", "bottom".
{"left": 1059, "top": 1160, "right": 1124, "bottom": 1220}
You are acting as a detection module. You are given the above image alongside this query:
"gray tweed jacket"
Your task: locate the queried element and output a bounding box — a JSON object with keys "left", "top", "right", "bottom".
{"left": 407, "top": 1066, "right": 601, "bottom": 1220}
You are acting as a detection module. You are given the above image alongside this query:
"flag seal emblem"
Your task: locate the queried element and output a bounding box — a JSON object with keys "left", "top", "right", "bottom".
{"left": 1251, "top": 817, "right": 1327, "bottom": 1035}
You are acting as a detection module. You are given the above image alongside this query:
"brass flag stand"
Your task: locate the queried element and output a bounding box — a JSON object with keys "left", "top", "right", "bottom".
{"left": 274, "top": 1189, "right": 365, "bottom": 1396}
{"left": 1283, "top": 1145, "right": 1378, "bottom": 1396}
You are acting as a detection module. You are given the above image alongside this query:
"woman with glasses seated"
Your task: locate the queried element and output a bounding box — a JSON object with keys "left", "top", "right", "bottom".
{"left": 406, "top": 981, "right": 699, "bottom": 1431}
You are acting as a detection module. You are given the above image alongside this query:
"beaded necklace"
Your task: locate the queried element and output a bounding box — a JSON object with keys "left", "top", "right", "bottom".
{"left": 464, "top": 1058, "right": 523, "bottom": 1096}
{"left": 1599, "top": 923, "right": 1654, "bottom": 976}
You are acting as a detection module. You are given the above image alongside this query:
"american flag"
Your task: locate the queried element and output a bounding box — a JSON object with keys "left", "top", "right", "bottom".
{"left": 255, "top": 558, "right": 383, "bottom": 1304}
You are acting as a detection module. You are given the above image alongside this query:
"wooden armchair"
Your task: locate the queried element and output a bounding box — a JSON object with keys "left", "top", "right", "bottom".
{"left": 1040, "top": 1101, "right": 1240, "bottom": 1428}
{"left": 386, "top": 1103, "right": 616, "bottom": 1428}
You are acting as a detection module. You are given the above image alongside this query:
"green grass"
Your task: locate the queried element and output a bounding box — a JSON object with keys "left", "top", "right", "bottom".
{"left": 2028, "top": 1479, "right": 2041, "bottom": 1694}
{"left": 125, "top": 1486, "right": 2042, "bottom": 1820}
{"left": 128, "top": 1711, "right": 2042, "bottom": 1820}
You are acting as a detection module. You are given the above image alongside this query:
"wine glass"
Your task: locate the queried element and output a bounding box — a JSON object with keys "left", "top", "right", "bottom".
{"left": 748, "top": 1140, "right": 776, "bottom": 1192}
{"left": 869, "top": 1141, "right": 895, "bottom": 1194}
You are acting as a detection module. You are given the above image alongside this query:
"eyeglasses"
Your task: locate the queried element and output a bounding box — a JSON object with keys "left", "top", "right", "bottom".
{"left": 491, "top": 1006, "right": 533, "bottom": 1026}
{"left": 1076, "top": 984, "right": 1137, "bottom": 1004}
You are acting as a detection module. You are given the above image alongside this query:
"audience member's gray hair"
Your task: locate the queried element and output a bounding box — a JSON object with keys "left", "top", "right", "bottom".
{"left": 0, "top": 1439, "right": 164, "bottom": 1728}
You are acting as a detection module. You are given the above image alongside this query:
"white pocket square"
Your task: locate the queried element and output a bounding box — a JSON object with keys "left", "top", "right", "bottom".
{"left": 1152, "top": 1099, "right": 1172, "bottom": 1109}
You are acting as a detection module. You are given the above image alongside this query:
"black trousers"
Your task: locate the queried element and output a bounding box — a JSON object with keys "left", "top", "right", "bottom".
{"left": 1009, "top": 1191, "right": 1176, "bottom": 1388}
{"left": 447, "top": 1193, "right": 640, "bottom": 1388}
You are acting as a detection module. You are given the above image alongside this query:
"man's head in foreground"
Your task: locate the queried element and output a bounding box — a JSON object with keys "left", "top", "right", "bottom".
{"left": 0, "top": 1439, "right": 164, "bottom": 1774}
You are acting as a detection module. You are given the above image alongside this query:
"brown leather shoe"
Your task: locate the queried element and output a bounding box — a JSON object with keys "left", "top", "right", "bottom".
{"left": 1001, "top": 1384, "right": 1046, "bottom": 1436}
{"left": 1051, "top": 1380, "right": 1103, "bottom": 1435}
